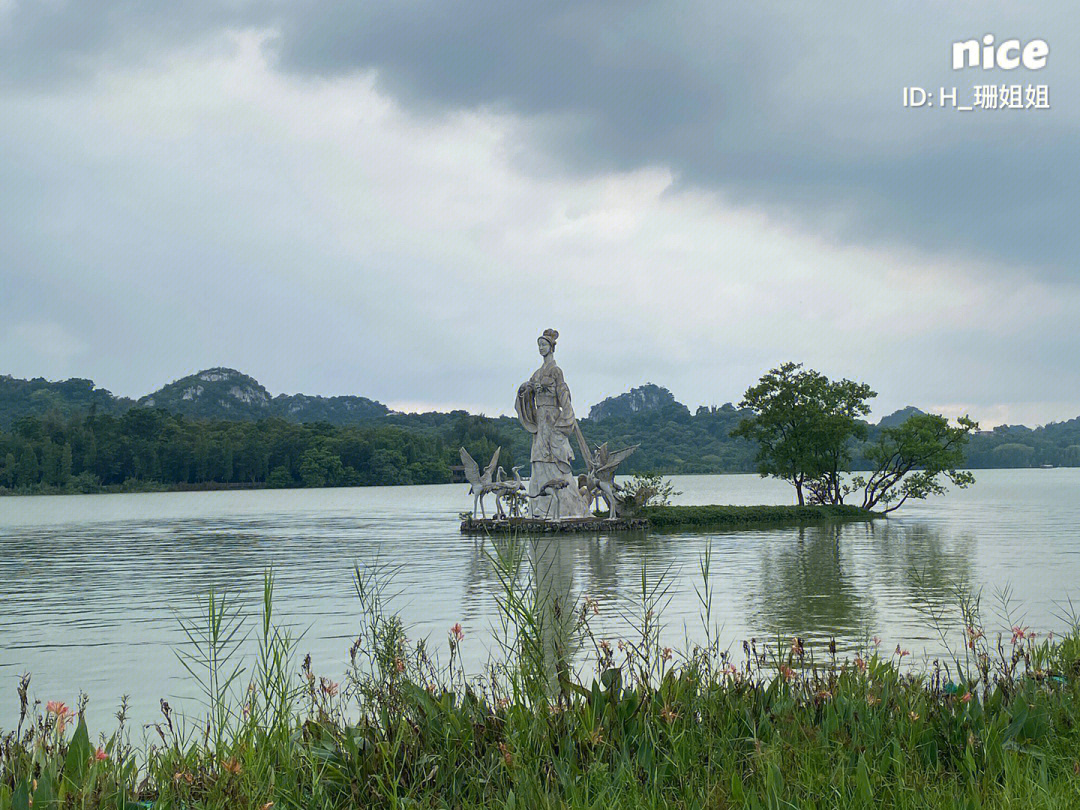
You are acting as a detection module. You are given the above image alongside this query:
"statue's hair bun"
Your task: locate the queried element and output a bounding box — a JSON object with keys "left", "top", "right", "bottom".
{"left": 541, "top": 328, "right": 559, "bottom": 344}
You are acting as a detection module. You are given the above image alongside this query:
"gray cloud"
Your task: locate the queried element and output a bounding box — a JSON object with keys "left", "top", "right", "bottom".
{"left": 2, "top": 2, "right": 1079, "bottom": 425}
{"left": 270, "top": 1, "right": 1080, "bottom": 271}
{"left": 3, "top": 2, "right": 1077, "bottom": 269}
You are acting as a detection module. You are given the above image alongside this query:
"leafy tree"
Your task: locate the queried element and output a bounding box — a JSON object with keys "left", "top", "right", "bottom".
{"left": 16, "top": 445, "right": 38, "bottom": 487}
{"left": 855, "top": 413, "right": 977, "bottom": 512}
{"left": 732, "top": 363, "right": 874, "bottom": 505}
{"left": 266, "top": 466, "right": 294, "bottom": 488}
{"left": 59, "top": 443, "right": 73, "bottom": 486}
{"left": 803, "top": 378, "right": 877, "bottom": 505}
{"left": 299, "top": 446, "right": 345, "bottom": 488}
{"left": 0, "top": 452, "right": 14, "bottom": 488}
{"left": 989, "top": 442, "right": 1036, "bottom": 468}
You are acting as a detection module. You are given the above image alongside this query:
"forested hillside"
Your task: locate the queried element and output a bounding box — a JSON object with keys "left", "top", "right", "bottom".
{"left": 0, "top": 375, "right": 132, "bottom": 428}
{"left": 2, "top": 369, "right": 1080, "bottom": 494}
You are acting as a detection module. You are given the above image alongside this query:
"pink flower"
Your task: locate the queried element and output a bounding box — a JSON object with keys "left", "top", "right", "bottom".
{"left": 854, "top": 657, "right": 867, "bottom": 673}
{"left": 960, "top": 692, "right": 972, "bottom": 703}
{"left": 872, "top": 636, "right": 881, "bottom": 646}
{"left": 661, "top": 647, "right": 672, "bottom": 662}
{"left": 319, "top": 678, "right": 339, "bottom": 697}
{"left": 895, "top": 644, "right": 910, "bottom": 658}
{"left": 46, "top": 701, "right": 71, "bottom": 717}
{"left": 94, "top": 747, "right": 108, "bottom": 761}
{"left": 451, "top": 623, "right": 465, "bottom": 643}
{"left": 779, "top": 665, "right": 795, "bottom": 681}
{"left": 46, "top": 701, "right": 72, "bottom": 733}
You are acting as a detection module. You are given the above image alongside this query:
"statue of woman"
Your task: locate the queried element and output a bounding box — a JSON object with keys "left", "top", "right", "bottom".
{"left": 516, "top": 329, "right": 588, "bottom": 519}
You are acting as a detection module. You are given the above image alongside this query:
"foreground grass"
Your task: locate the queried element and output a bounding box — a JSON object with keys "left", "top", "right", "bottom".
{"left": 3, "top": 557, "right": 1080, "bottom": 808}
{"left": 643, "top": 503, "right": 877, "bottom": 529}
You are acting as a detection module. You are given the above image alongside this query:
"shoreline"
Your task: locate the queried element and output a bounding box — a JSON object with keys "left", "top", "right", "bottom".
{"left": 4, "top": 571, "right": 1078, "bottom": 809}
{"left": 0, "top": 467, "right": 1050, "bottom": 499}
{"left": 460, "top": 504, "right": 879, "bottom": 533}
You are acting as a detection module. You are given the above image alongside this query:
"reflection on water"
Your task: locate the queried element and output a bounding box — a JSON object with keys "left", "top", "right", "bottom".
{"left": 755, "top": 524, "right": 876, "bottom": 647}
{"left": 2, "top": 469, "right": 1079, "bottom": 730}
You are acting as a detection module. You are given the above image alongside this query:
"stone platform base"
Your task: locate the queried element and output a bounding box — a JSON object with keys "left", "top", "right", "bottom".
{"left": 460, "top": 516, "right": 648, "bottom": 534}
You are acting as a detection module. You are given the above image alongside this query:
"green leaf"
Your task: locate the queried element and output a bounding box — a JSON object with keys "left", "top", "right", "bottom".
{"left": 63, "top": 715, "right": 92, "bottom": 785}
{"left": 32, "top": 773, "right": 56, "bottom": 809}
{"left": 1002, "top": 702, "right": 1028, "bottom": 744}
{"left": 730, "top": 770, "right": 746, "bottom": 804}
{"left": 600, "top": 667, "right": 622, "bottom": 693}
{"left": 856, "top": 753, "right": 873, "bottom": 802}
{"left": 11, "top": 780, "right": 30, "bottom": 810}
{"left": 765, "top": 761, "right": 784, "bottom": 802}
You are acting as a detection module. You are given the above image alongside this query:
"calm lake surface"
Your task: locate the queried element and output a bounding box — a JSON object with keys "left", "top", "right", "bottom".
{"left": 2, "top": 469, "right": 1079, "bottom": 731}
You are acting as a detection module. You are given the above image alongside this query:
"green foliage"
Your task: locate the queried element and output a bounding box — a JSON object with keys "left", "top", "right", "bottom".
{"left": 0, "top": 375, "right": 132, "bottom": 430}
{"left": 4, "top": 368, "right": 1080, "bottom": 499}
{"left": 4, "top": 567, "right": 1080, "bottom": 809}
{"left": 299, "top": 446, "right": 347, "bottom": 488}
{"left": 732, "top": 363, "right": 977, "bottom": 512}
{"left": 642, "top": 503, "right": 873, "bottom": 528}
{"left": 618, "top": 472, "right": 680, "bottom": 512}
{"left": 0, "top": 410, "right": 490, "bottom": 493}
{"left": 732, "top": 362, "right": 875, "bottom": 505}
{"left": 856, "top": 413, "right": 977, "bottom": 512}
{"left": 266, "top": 465, "right": 294, "bottom": 488}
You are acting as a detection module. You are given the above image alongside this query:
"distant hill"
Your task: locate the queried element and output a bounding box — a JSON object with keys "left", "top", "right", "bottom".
{"left": 589, "top": 384, "right": 687, "bottom": 421}
{"left": 0, "top": 375, "right": 132, "bottom": 429}
{"left": 140, "top": 368, "right": 274, "bottom": 419}
{"left": 876, "top": 406, "right": 926, "bottom": 428}
{"left": 1, "top": 367, "right": 390, "bottom": 428}
{"left": 140, "top": 368, "right": 390, "bottom": 423}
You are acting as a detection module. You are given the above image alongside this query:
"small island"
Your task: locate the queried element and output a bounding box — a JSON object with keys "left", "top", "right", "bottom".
{"left": 458, "top": 333, "right": 898, "bottom": 534}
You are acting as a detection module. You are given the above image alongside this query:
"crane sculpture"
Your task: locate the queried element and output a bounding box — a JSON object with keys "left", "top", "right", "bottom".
{"left": 527, "top": 478, "right": 570, "bottom": 520}
{"left": 494, "top": 465, "right": 526, "bottom": 518}
{"left": 459, "top": 446, "right": 501, "bottom": 519}
{"left": 575, "top": 424, "right": 638, "bottom": 519}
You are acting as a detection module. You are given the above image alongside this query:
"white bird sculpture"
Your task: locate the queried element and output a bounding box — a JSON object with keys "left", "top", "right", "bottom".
{"left": 494, "top": 465, "right": 526, "bottom": 518}
{"left": 527, "top": 477, "right": 569, "bottom": 520}
{"left": 459, "top": 446, "right": 501, "bottom": 519}
{"left": 580, "top": 440, "right": 638, "bottom": 519}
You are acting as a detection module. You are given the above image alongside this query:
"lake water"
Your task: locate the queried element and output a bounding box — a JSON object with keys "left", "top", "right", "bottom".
{"left": 2, "top": 469, "right": 1079, "bottom": 732}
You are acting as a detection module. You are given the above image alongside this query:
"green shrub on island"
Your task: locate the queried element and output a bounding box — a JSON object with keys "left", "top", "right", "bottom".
{"left": 643, "top": 503, "right": 874, "bottom": 528}
{"left": 616, "top": 471, "right": 680, "bottom": 513}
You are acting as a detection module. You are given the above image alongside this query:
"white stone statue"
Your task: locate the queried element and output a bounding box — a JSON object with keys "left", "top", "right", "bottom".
{"left": 515, "top": 329, "right": 590, "bottom": 519}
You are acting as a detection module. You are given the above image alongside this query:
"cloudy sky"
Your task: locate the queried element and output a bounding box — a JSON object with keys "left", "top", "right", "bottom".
{"left": 2, "top": 2, "right": 1077, "bottom": 425}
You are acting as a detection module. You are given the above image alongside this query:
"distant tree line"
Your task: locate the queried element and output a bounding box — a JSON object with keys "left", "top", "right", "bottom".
{"left": 2, "top": 372, "right": 1080, "bottom": 495}
{"left": 0, "top": 410, "right": 523, "bottom": 494}
{"left": 0, "top": 403, "right": 764, "bottom": 494}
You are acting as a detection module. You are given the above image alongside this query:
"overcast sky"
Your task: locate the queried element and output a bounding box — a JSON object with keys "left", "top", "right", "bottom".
{"left": 2, "top": 2, "right": 1078, "bottom": 425}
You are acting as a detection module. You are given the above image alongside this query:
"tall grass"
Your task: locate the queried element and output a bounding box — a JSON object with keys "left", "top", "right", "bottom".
{"left": 3, "top": 545, "right": 1080, "bottom": 808}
